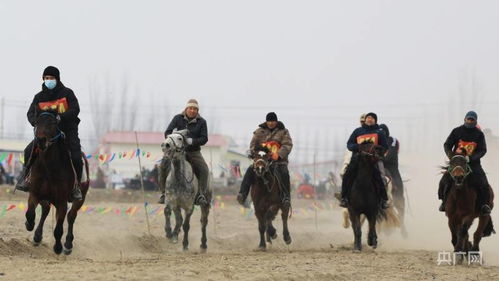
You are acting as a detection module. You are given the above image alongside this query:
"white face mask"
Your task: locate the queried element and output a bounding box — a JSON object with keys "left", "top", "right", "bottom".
{"left": 44, "top": 79, "right": 57, "bottom": 90}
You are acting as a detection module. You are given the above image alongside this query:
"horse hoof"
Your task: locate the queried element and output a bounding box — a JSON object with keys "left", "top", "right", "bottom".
{"left": 199, "top": 246, "right": 207, "bottom": 253}
{"left": 271, "top": 233, "right": 278, "bottom": 240}
{"left": 63, "top": 247, "right": 73, "bottom": 255}
{"left": 33, "top": 235, "right": 42, "bottom": 245}
{"left": 284, "top": 237, "right": 292, "bottom": 245}
{"left": 172, "top": 238, "right": 178, "bottom": 244}
{"left": 257, "top": 246, "right": 266, "bottom": 252}
{"left": 53, "top": 245, "right": 63, "bottom": 255}
{"left": 183, "top": 247, "right": 188, "bottom": 252}
{"left": 25, "top": 221, "right": 34, "bottom": 232}
{"left": 353, "top": 249, "right": 361, "bottom": 253}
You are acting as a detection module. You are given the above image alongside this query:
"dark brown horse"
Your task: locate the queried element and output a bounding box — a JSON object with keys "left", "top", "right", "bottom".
{"left": 250, "top": 146, "right": 291, "bottom": 251}
{"left": 445, "top": 154, "right": 495, "bottom": 264}
{"left": 348, "top": 143, "right": 386, "bottom": 252}
{"left": 25, "top": 111, "right": 89, "bottom": 255}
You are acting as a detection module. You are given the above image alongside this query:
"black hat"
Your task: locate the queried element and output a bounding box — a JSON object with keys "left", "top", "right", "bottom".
{"left": 266, "top": 112, "right": 278, "bottom": 122}
{"left": 365, "top": 112, "right": 378, "bottom": 123}
{"left": 42, "top": 66, "right": 60, "bottom": 80}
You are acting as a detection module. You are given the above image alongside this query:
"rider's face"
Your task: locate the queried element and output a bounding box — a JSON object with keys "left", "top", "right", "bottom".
{"left": 465, "top": 118, "right": 476, "bottom": 126}
{"left": 43, "top": 75, "right": 56, "bottom": 81}
{"left": 185, "top": 107, "right": 198, "bottom": 119}
{"left": 266, "top": 121, "right": 277, "bottom": 129}
{"left": 365, "top": 116, "right": 375, "bottom": 126}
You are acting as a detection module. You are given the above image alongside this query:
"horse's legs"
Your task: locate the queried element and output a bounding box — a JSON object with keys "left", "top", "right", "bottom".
{"left": 454, "top": 218, "right": 472, "bottom": 264}
{"left": 53, "top": 203, "right": 68, "bottom": 255}
{"left": 25, "top": 194, "right": 40, "bottom": 231}
{"left": 266, "top": 219, "right": 277, "bottom": 242}
{"left": 448, "top": 216, "right": 458, "bottom": 248}
{"left": 64, "top": 199, "right": 84, "bottom": 255}
{"left": 281, "top": 205, "right": 291, "bottom": 245}
{"left": 256, "top": 210, "right": 266, "bottom": 250}
{"left": 367, "top": 214, "right": 378, "bottom": 249}
{"left": 164, "top": 204, "right": 173, "bottom": 240}
{"left": 349, "top": 210, "right": 362, "bottom": 252}
{"left": 265, "top": 210, "right": 276, "bottom": 243}
{"left": 182, "top": 208, "right": 193, "bottom": 251}
{"left": 172, "top": 207, "right": 183, "bottom": 243}
{"left": 200, "top": 204, "right": 210, "bottom": 252}
{"left": 472, "top": 215, "right": 489, "bottom": 255}
{"left": 33, "top": 201, "right": 50, "bottom": 245}
{"left": 459, "top": 218, "right": 473, "bottom": 252}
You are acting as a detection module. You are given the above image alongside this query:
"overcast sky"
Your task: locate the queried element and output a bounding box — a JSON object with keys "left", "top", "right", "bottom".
{"left": 2, "top": 0, "right": 499, "bottom": 163}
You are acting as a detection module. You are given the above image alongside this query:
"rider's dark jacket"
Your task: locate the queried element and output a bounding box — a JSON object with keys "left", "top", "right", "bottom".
{"left": 444, "top": 125, "right": 486, "bottom": 166}
{"left": 347, "top": 124, "right": 388, "bottom": 152}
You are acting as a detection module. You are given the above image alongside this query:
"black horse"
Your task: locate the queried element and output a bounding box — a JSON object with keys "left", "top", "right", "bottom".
{"left": 25, "top": 111, "right": 89, "bottom": 255}
{"left": 250, "top": 146, "right": 291, "bottom": 251}
{"left": 347, "top": 143, "right": 386, "bottom": 252}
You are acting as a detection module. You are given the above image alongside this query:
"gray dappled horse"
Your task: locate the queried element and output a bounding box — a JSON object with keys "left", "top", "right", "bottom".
{"left": 161, "top": 130, "right": 211, "bottom": 251}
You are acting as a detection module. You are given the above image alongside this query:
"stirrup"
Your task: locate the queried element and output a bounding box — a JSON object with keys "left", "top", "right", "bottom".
{"left": 282, "top": 197, "right": 291, "bottom": 208}
{"left": 158, "top": 194, "right": 165, "bottom": 204}
{"left": 195, "top": 194, "right": 208, "bottom": 206}
{"left": 69, "top": 185, "right": 83, "bottom": 202}
{"left": 339, "top": 198, "right": 349, "bottom": 208}
{"left": 15, "top": 180, "right": 30, "bottom": 192}
{"left": 481, "top": 204, "right": 492, "bottom": 216}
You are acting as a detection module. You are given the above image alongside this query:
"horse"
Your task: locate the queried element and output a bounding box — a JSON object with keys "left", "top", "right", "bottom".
{"left": 250, "top": 146, "right": 291, "bottom": 251}
{"left": 161, "top": 130, "right": 211, "bottom": 251}
{"left": 340, "top": 175, "right": 401, "bottom": 233}
{"left": 347, "top": 142, "right": 386, "bottom": 252}
{"left": 25, "top": 111, "right": 89, "bottom": 255}
{"left": 444, "top": 154, "right": 495, "bottom": 264}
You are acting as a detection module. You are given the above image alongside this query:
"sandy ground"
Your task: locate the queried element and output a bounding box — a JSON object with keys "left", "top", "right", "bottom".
{"left": 1, "top": 151, "right": 499, "bottom": 281}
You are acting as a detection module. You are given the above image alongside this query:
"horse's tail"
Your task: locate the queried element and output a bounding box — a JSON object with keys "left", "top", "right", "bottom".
{"left": 483, "top": 217, "right": 496, "bottom": 237}
{"left": 376, "top": 207, "right": 387, "bottom": 223}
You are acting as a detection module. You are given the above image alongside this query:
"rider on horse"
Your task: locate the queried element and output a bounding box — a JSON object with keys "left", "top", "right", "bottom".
{"left": 16, "top": 66, "right": 83, "bottom": 201}
{"left": 339, "top": 112, "right": 389, "bottom": 209}
{"left": 379, "top": 123, "right": 403, "bottom": 192}
{"left": 237, "top": 112, "right": 293, "bottom": 208}
{"left": 438, "top": 111, "right": 492, "bottom": 215}
{"left": 340, "top": 113, "right": 366, "bottom": 178}
{"left": 158, "top": 99, "right": 210, "bottom": 206}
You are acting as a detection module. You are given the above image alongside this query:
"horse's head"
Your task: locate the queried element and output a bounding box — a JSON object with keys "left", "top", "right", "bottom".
{"left": 35, "top": 111, "right": 63, "bottom": 151}
{"left": 448, "top": 155, "right": 470, "bottom": 187}
{"left": 161, "top": 130, "right": 188, "bottom": 158}
{"left": 358, "top": 142, "right": 383, "bottom": 163}
{"left": 251, "top": 146, "right": 271, "bottom": 177}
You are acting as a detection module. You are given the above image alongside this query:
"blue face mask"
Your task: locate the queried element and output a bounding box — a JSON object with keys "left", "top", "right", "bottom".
{"left": 44, "top": 79, "right": 57, "bottom": 90}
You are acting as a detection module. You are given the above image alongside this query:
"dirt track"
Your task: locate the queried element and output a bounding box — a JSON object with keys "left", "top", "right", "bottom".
{"left": 1, "top": 184, "right": 498, "bottom": 281}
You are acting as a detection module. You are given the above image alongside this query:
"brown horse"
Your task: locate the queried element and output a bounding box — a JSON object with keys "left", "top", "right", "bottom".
{"left": 250, "top": 146, "right": 291, "bottom": 251}
{"left": 445, "top": 154, "right": 495, "bottom": 264}
{"left": 25, "top": 111, "right": 89, "bottom": 255}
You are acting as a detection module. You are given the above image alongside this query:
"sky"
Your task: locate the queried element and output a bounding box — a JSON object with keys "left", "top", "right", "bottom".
{"left": 1, "top": 0, "right": 499, "bottom": 164}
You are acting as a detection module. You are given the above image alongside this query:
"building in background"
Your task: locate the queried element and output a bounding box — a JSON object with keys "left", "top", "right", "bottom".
{"left": 94, "top": 131, "right": 251, "bottom": 187}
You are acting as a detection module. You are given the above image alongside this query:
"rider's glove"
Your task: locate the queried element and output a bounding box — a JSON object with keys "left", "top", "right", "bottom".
{"left": 186, "top": 138, "right": 193, "bottom": 145}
